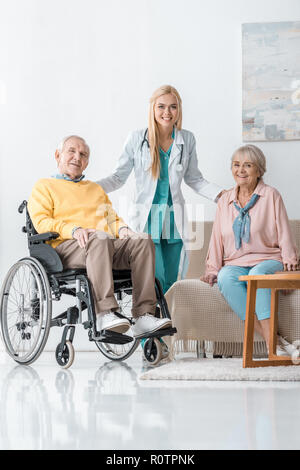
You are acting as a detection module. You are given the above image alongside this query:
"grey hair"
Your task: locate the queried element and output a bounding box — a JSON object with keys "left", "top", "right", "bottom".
{"left": 57, "top": 135, "right": 90, "bottom": 157}
{"left": 231, "top": 144, "right": 266, "bottom": 179}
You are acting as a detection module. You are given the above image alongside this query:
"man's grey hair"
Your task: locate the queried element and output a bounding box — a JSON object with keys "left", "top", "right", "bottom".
{"left": 57, "top": 135, "right": 90, "bottom": 157}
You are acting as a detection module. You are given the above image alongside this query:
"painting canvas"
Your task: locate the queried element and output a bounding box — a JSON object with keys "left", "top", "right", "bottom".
{"left": 242, "top": 21, "right": 300, "bottom": 141}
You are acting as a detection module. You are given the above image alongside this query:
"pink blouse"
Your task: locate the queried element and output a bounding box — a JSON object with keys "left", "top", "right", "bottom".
{"left": 205, "top": 180, "right": 298, "bottom": 276}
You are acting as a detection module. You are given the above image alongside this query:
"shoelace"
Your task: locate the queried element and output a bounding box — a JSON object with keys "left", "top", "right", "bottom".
{"left": 140, "top": 313, "right": 159, "bottom": 321}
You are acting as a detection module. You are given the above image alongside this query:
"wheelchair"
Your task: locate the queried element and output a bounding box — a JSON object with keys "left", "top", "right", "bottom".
{"left": 0, "top": 201, "right": 176, "bottom": 369}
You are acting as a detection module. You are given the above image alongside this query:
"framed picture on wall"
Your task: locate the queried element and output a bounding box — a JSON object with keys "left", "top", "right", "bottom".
{"left": 242, "top": 21, "right": 300, "bottom": 141}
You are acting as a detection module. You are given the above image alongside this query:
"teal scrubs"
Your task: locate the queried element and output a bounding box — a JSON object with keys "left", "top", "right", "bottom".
{"left": 145, "top": 133, "right": 183, "bottom": 294}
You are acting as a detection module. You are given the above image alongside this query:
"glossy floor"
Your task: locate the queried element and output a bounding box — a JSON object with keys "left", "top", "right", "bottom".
{"left": 1, "top": 350, "right": 300, "bottom": 450}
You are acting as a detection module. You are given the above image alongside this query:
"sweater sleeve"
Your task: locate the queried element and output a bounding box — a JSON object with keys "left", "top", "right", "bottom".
{"left": 28, "top": 179, "right": 75, "bottom": 240}
{"left": 274, "top": 192, "right": 298, "bottom": 265}
{"left": 205, "top": 202, "right": 224, "bottom": 276}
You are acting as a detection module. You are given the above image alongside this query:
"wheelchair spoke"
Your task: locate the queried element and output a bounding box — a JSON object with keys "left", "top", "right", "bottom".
{"left": 5, "top": 307, "right": 19, "bottom": 316}
{"left": 15, "top": 267, "right": 24, "bottom": 298}
{"left": 7, "top": 284, "right": 21, "bottom": 307}
{"left": 7, "top": 298, "right": 19, "bottom": 310}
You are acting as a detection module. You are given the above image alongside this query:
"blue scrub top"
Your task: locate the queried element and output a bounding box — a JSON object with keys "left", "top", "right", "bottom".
{"left": 146, "top": 131, "right": 181, "bottom": 244}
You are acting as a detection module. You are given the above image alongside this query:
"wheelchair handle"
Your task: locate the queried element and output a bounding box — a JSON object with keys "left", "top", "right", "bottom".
{"left": 18, "top": 200, "right": 27, "bottom": 214}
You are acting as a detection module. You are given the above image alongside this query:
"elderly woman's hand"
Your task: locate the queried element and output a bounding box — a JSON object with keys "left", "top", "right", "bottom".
{"left": 282, "top": 260, "right": 299, "bottom": 295}
{"left": 283, "top": 262, "right": 299, "bottom": 272}
{"left": 200, "top": 274, "right": 218, "bottom": 287}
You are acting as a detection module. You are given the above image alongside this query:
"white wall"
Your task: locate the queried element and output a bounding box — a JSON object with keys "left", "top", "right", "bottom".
{"left": 1, "top": 0, "right": 300, "bottom": 351}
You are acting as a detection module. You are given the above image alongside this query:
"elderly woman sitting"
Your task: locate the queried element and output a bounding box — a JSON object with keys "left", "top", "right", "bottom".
{"left": 201, "top": 144, "right": 299, "bottom": 356}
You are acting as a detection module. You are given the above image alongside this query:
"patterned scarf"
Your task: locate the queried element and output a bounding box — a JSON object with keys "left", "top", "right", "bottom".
{"left": 232, "top": 193, "right": 260, "bottom": 249}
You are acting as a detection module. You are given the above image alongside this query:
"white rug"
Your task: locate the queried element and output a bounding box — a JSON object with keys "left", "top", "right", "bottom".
{"left": 139, "top": 358, "right": 300, "bottom": 381}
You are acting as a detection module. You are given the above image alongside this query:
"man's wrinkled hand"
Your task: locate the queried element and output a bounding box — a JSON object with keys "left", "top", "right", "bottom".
{"left": 119, "top": 227, "right": 135, "bottom": 239}
{"left": 73, "top": 228, "right": 96, "bottom": 248}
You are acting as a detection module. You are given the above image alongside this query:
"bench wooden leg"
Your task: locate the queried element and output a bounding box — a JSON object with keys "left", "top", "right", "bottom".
{"left": 269, "top": 288, "right": 278, "bottom": 357}
{"left": 244, "top": 285, "right": 296, "bottom": 367}
{"left": 243, "top": 280, "right": 257, "bottom": 367}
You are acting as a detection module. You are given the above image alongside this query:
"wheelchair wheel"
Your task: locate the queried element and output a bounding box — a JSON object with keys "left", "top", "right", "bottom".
{"left": 55, "top": 341, "right": 75, "bottom": 369}
{"left": 95, "top": 289, "right": 139, "bottom": 361}
{"left": 143, "top": 337, "right": 162, "bottom": 366}
{"left": 0, "top": 257, "right": 52, "bottom": 365}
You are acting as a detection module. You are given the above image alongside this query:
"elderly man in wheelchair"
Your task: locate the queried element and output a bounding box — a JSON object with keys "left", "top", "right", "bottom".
{"left": 0, "top": 135, "right": 175, "bottom": 368}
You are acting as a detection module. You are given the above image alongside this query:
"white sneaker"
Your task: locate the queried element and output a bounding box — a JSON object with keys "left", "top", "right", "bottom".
{"left": 275, "top": 345, "right": 290, "bottom": 357}
{"left": 96, "top": 311, "right": 130, "bottom": 334}
{"left": 267, "top": 336, "right": 299, "bottom": 357}
{"left": 132, "top": 313, "right": 172, "bottom": 338}
{"left": 277, "top": 336, "right": 298, "bottom": 356}
{"left": 267, "top": 345, "right": 288, "bottom": 356}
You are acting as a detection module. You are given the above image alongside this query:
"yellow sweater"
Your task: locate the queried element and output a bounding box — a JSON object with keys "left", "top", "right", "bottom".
{"left": 28, "top": 178, "right": 126, "bottom": 248}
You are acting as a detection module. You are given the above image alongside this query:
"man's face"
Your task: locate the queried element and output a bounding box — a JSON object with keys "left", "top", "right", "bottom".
{"left": 55, "top": 137, "right": 89, "bottom": 179}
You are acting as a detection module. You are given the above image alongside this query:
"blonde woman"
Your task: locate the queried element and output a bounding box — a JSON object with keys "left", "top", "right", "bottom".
{"left": 98, "top": 85, "right": 224, "bottom": 293}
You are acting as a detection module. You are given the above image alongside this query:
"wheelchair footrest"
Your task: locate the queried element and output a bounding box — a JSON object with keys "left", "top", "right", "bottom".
{"left": 90, "top": 329, "right": 133, "bottom": 344}
{"left": 135, "top": 326, "right": 177, "bottom": 340}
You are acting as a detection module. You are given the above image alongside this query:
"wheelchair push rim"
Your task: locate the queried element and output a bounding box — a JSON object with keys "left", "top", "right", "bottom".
{"left": 0, "top": 257, "right": 52, "bottom": 365}
{"left": 96, "top": 336, "right": 140, "bottom": 361}
{"left": 95, "top": 289, "right": 140, "bottom": 361}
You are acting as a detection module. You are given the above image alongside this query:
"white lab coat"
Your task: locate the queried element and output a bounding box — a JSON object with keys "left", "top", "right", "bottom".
{"left": 97, "top": 128, "right": 222, "bottom": 279}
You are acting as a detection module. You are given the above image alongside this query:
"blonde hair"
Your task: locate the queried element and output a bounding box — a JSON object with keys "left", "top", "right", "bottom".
{"left": 231, "top": 144, "right": 266, "bottom": 180}
{"left": 148, "top": 85, "right": 182, "bottom": 179}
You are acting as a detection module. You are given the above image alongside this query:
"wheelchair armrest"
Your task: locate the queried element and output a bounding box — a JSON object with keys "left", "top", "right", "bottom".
{"left": 29, "top": 232, "right": 60, "bottom": 244}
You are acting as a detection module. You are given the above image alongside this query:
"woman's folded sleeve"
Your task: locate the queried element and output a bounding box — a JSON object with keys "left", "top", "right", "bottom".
{"left": 204, "top": 203, "right": 224, "bottom": 277}
{"left": 275, "top": 192, "right": 299, "bottom": 265}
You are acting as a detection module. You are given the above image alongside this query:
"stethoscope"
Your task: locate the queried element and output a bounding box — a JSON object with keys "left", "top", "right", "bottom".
{"left": 141, "top": 128, "right": 184, "bottom": 172}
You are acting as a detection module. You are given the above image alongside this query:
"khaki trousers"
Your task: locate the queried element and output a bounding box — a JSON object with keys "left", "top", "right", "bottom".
{"left": 55, "top": 231, "right": 157, "bottom": 317}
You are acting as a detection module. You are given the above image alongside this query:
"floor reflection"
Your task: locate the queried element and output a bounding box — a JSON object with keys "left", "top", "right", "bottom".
{"left": 0, "top": 359, "right": 171, "bottom": 450}
{"left": 1, "top": 353, "right": 300, "bottom": 450}
{"left": 0, "top": 365, "right": 52, "bottom": 450}
{"left": 83, "top": 361, "right": 170, "bottom": 449}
